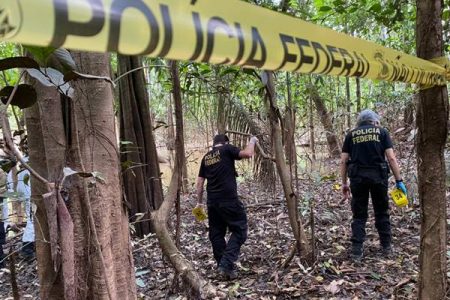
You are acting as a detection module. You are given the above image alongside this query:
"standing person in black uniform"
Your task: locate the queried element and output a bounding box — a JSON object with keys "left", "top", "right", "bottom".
{"left": 340, "top": 109, "right": 407, "bottom": 260}
{"left": 196, "top": 134, "right": 258, "bottom": 279}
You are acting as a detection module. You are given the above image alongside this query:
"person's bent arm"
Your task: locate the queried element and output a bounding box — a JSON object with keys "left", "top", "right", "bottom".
{"left": 239, "top": 136, "right": 258, "bottom": 158}
{"left": 340, "top": 152, "right": 349, "bottom": 185}
{"left": 385, "top": 148, "right": 402, "bottom": 181}
{"left": 340, "top": 152, "right": 350, "bottom": 200}
{"left": 196, "top": 176, "right": 205, "bottom": 206}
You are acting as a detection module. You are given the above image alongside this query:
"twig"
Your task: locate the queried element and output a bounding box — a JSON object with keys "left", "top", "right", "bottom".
{"left": 245, "top": 200, "right": 283, "bottom": 208}
{"left": 114, "top": 65, "right": 168, "bottom": 84}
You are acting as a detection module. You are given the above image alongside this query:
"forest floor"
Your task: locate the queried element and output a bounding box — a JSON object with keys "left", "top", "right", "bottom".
{"left": 1, "top": 151, "right": 449, "bottom": 299}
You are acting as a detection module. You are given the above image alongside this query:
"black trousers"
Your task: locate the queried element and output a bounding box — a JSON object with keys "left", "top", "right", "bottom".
{"left": 350, "top": 178, "right": 391, "bottom": 248}
{"left": 207, "top": 200, "right": 248, "bottom": 271}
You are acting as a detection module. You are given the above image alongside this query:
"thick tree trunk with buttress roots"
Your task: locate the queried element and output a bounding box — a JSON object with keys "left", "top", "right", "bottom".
{"left": 416, "top": 1, "right": 448, "bottom": 299}
{"left": 118, "top": 55, "right": 164, "bottom": 236}
{"left": 264, "top": 71, "right": 311, "bottom": 261}
{"left": 24, "top": 77, "right": 65, "bottom": 299}
{"left": 26, "top": 52, "right": 136, "bottom": 299}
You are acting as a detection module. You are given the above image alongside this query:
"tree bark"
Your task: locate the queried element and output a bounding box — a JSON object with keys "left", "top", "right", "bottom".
{"left": 118, "top": 55, "right": 164, "bottom": 236}
{"left": 27, "top": 52, "right": 137, "bottom": 299}
{"left": 24, "top": 77, "right": 65, "bottom": 300}
{"left": 309, "top": 94, "right": 316, "bottom": 161}
{"left": 345, "top": 77, "right": 351, "bottom": 129}
{"left": 416, "top": 1, "right": 448, "bottom": 299}
{"left": 166, "top": 96, "right": 175, "bottom": 151}
{"left": 169, "top": 61, "right": 189, "bottom": 191}
{"left": 215, "top": 66, "right": 227, "bottom": 135}
{"left": 283, "top": 72, "right": 297, "bottom": 173}
{"left": 309, "top": 86, "right": 341, "bottom": 158}
{"left": 355, "top": 77, "right": 361, "bottom": 113}
{"left": 263, "top": 71, "right": 311, "bottom": 261}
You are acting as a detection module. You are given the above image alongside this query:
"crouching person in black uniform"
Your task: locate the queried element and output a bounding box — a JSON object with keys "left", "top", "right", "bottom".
{"left": 340, "top": 110, "right": 407, "bottom": 261}
{"left": 196, "top": 134, "right": 258, "bottom": 280}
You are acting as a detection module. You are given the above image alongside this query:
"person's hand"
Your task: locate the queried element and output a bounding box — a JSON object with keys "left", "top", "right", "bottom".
{"left": 250, "top": 136, "right": 259, "bottom": 144}
{"left": 396, "top": 180, "right": 407, "bottom": 195}
{"left": 342, "top": 184, "right": 350, "bottom": 200}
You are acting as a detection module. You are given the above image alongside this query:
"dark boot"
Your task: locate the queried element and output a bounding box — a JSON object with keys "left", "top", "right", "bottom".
{"left": 218, "top": 265, "right": 238, "bottom": 280}
{"left": 380, "top": 244, "right": 393, "bottom": 258}
{"left": 350, "top": 244, "right": 363, "bottom": 261}
{"left": 21, "top": 242, "right": 35, "bottom": 260}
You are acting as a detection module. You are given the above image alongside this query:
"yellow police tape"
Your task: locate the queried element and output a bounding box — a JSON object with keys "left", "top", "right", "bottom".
{"left": 0, "top": 0, "right": 449, "bottom": 86}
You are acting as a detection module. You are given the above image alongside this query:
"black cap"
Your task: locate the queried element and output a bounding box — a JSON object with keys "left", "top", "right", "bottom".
{"left": 213, "top": 134, "right": 229, "bottom": 145}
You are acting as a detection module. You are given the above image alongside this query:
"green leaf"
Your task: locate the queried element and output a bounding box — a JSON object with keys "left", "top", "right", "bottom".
{"left": 23, "top": 173, "right": 30, "bottom": 186}
{"left": 47, "top": 48, "right": 77, "bottom": 73}
{"left": 319, "top": 5, "right": 332, "bottom": 12}
{"left": 369, "top": 3, "right": 382, "bottom": 13}
{"left": 370, "top": 272, "right": 381, "bottom": 280}
{"left": 26, "top": 68, "right": 74, "bottom": 97}
{"left": 23, "top": 45, "right": 56, "bottom": 66}
{"left": 332, "top": 0, "right": 345, "bottom": 5}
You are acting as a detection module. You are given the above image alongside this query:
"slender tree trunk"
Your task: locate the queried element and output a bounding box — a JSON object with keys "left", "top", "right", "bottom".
{"left": 167, "top": 96, "right": 175, "bottom": 151}
{"left": 416, "top": 1, "right": 448, "bottom": 299}
{"left": 283, "top": 73, "right": 296, "bottom": 176}
{"left": 404, "top": 94, "right": 416, "bottom": 129}
{"left": 263, "top": 71, "right": 311, "bottom": 262}
{"left": 215, "top": 66, "right": 227, "bottom": 134}
{"left": 169, "top": 61, "right": 188, "bottom": 191}
{"left": 355, "top": 77, "right": 361, "bottom": 112}
{"left": 309, "top": 95, "right": 316, "bottom": 161}
{"left": 345, "top": 77, "right": 351, "bottom": 128}
{"left": 309, "top": 86, "right": 341, "bottom": 158}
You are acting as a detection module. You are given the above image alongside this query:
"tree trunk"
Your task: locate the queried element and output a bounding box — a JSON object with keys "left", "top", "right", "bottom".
{"left": 404, "top": 94, "right": 416, "bottom": 129}
{"left": 309, "top": 94, "right": 316, "bottom": 161}
{"left": 283, "top": 72, "right": 297, "bottom": 174}
{"left": 345, "top": 77, "right": 351, "bottom": 129}
{"left": 166, "top": 96, "right": 175, "bottom": 151}
{"left": 26, "top": 52, "right": 137, "bottom": 299}
{"left": 215, "top": 66, "right": 227, "bottom": 135}
{"left": 309, "top": 86, "right": 341, "bottom": 158}
{"left": 263, "top": 71, "right": 311, "bottom": 262}
{"left": 118, "top": 55, "right": 164, "bottom": 236}
{"left": 416, "top": 1, "right": 448, "bottom": 299}
{"left": 169, "top": 61, "right": 189, "bottom": 191}
{"left": 355, "top": 77, "right": 361, "bottom": 113}
{"left": 24, "top": 77, "right": 65, "bottom": 299}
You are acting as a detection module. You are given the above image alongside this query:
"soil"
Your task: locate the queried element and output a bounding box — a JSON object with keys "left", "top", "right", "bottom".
{"left": 1, "top": 148, "right": 449, "bottom": 299}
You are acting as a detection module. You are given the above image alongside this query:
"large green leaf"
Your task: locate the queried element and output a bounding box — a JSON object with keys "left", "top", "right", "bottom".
{"left": 319, "top": 5, "right": 332, "bottom": 12}
{"left": 369, "top": 3, "right": 382, "bottom": 13}
{"left": 26, "top": 68, "right": 74, "bottom": 97}
{"left": 23, "top": 45, "right": 56, "bottom": 66}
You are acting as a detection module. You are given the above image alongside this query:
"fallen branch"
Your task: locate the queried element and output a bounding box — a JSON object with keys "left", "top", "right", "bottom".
{"left": 151, "top": 171, "right": 218, "bottom": 298}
